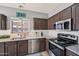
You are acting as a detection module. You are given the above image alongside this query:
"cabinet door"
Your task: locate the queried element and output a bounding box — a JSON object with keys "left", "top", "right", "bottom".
{"left": 0, "top": 15, "right": 7, "bottom": 30}
{"left": 0, "top": 15, "right": 1, "bottom": 30}
{"left": 34, "top": 18, "right": 48, "bottom": 30}
{"left": 48, "top": 19, "right": 52, "bottom": 29}
{"left": 62, "top": 7, "right": 71, "bottom": 20}
{"left": 59, "top": 12, "right": 63, "bottom": 21}
{"left": 18, "top": 40, "right": 28, "bottom": 56}
{"left": 39, "top": 19, "right": 48, "bottom": 30}
{"left": 51, "top": 15, "right": 59, "bottom": 29}
{"left": 75, "top": 4, "right": 79, "bottom": 30}
{"left": 34, "top": 19, "right": 40, "bottom": 30}
{"left": 39, "top": 38, "right": 46, "bottom": 51}
{"left": 0, "top": 42, "right": 4, "bottom": 56}
{"left": 1, "top": 15, "right": 7, "bottom": 30}
{"left": 72, "top": 4, "right": 79, "bottom": 30}
{"left": 48, "top": 16, "right": 56, "bottom": 29}
{"left": 5, "top": 41, "right": 17, "bottom": 56}
{"left": 72, "top": 5, "right": 76, "bottom": 30}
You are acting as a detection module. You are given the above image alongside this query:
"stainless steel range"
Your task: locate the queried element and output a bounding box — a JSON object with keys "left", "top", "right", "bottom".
{"left": 48, "top": 33, "right": 78, "bottom": 56}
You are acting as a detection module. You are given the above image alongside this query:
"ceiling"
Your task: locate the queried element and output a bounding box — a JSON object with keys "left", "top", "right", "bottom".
{"left": 0, "top": 3, "right": 73, "bottom": 17}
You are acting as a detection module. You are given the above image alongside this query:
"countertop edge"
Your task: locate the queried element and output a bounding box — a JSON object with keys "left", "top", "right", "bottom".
{"left": 66, "top": 45, "right": 79, "bottom": 55}
{"left": 0, "top": 36, "right": 46, "bottom": 42}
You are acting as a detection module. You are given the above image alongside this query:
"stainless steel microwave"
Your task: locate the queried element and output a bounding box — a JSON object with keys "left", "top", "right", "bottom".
{"left": 53, "top": 18, "right": 71, "bottom": 30}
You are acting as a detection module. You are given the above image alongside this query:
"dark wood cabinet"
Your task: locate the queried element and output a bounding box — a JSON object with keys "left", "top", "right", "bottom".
{"left": 0, "top": 14, "right": 7, "bottom": 30}
{"left": 48, "top": 3, "right": 79, "bottom": 30}
{"left": 5, "top": 41, "right": 17, "bottom": 56}
{"left": 62, "top": 7, "right": 72, "bottom": 20}
{"left": 59, "top": 12, "right": 63, "bottom": 21}
{"left": 74, "top": 4, "right": 79, "bottom": 30}
{"left": 0, "top": 42, "right": 5, "bottom": 56}
{"left": 17, "top": 40, "right": 28, "bottom": 56}
{"left": 0, "top": 39, "right": 46, "bottom": 56}
{"left": 48, "top": 19, "right": 52, "bottom": 29}
{"left": 72, "top": 4, "right": 76, "bottom": 30}
{"left": 48, "top": 14, "right": 59, "bottom": 29}
{"left": 72, "top": 4, "right": 79, "bottom": 30}
{"left": 70, "top": 3, "right": 79, "bottom": 30}
{"left": 39, "top": 38, "right": 46, "bottom": 51}
{"left": 48, "top": 4, "right": 72, "bottom": 30}
{"left": 34, "top": 18, "right": 48, "bottom": 30}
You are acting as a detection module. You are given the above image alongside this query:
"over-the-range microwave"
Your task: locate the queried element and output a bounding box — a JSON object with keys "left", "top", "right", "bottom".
{"left": 53, "top": 18, "right": 72, "bottom": 30}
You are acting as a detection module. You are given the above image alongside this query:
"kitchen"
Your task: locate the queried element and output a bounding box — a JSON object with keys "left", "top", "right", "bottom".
{"left": 0, "top": 3, "right": 79, "bottom": 56}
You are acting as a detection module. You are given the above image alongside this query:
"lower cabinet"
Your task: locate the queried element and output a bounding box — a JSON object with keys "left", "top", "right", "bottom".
{"left": 39, "top": 38, "right": 46, "bottom": 51}
{"left": 0, "top": 42, "right": 5, "bottom": 56}
{"left": 17, "top": 40, "right": 28, "bottom": 56}
{"left": 5, "top": 41, "right": 17, "bottom": 56}
{"left": 0, "top": 38, "right": 46, "bottom": 56}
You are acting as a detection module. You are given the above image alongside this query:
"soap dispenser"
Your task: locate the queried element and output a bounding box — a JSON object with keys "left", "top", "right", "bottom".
{"left": 41, "top": 32, "right": 43, "bottom": 37}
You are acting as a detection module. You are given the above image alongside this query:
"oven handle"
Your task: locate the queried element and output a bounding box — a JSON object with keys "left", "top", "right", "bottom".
{"left": 48, "top": 40, "right": 64, "bottom": 50}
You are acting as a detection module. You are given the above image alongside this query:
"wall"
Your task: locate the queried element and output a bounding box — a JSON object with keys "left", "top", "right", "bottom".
{"left": 48, "top": 3, "right": 73, "bottom": 18}
{"left": 0, "top": 30, "right": 11, "bottom": 35}
{"left": 0, "top": 6, "right": 48, "bottom": 35}
{"left": 0, "top": 6, "right": 48, "bottom": 19}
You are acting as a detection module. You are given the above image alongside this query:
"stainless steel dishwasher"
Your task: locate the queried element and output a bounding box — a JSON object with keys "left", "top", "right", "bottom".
{"left": 32, "top": 39, "right": 40, "bottom": 53}
{"left": 28, "top": 39, "right": 39, "bottom": 54}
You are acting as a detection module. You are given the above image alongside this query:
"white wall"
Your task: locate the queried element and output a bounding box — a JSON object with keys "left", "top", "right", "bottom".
{"left": 48, "top": 3, "right": 73, "bottom": 18}
{"left": 0, "top": 6, "right": 48, "bottom": 19}
{"left": 0, "top": 6, "right": 48, "bottom": 35}
{"left": 0, "top": 30, "right": 11, "bottom": 35}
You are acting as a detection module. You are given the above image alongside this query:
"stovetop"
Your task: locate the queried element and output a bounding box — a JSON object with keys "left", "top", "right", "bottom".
{"left": 50, "top": 38, "right": 77, "bottom": 47}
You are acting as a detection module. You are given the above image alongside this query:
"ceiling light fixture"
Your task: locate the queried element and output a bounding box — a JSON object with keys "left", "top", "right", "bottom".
{"left": 16, "top": 3, "right": 26, "bottom": 18}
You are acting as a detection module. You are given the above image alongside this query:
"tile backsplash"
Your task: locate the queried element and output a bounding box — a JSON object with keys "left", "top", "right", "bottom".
{"left": 0, "top": 30, "right": 11, "bottom": 35}
{"left": 48, "top": 30, "right": 79, "bottom": 37}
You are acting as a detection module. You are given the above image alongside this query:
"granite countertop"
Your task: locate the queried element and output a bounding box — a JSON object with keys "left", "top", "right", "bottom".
{"left": 0, "top": 35, "right": 56, "bottom": 42}
{"left": 45, "top": 36, "right": 57, "bottom": 39}
{"left": 0, "top": 36, "right": 46, "bottom": 42}
{"left": 66, "top": 44, "right": 79, "bottom": 55}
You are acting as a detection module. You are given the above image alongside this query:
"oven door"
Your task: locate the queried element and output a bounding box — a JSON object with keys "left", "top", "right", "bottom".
{"left": 48, "top": 40, "right": 64, "bottom": 56}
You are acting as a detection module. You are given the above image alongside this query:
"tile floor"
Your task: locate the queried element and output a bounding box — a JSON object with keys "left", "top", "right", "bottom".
{"left": 28, "top": 51, "right": 49, "bottom": 56}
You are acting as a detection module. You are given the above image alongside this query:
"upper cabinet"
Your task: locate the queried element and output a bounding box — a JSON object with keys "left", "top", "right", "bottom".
{"left": 48, "top": 4, "right": 73, "bottom": 30}
{"left": 62, "top": 7, "right": 72, "bottom": 20}
{"left": 48, "top": 18, "right": 52, "bottom": 29}
{"left": 72, "top": 4, "right": 79, "bottom": 30}
{"left": 59, "top": 12, "right": 63, "bottom": 21}
{"left": 0, "top": 14, "right": 7, "bottom": 30}
{"left": 34, "top": 18, "right": 48, "bottom": 30}
{"left": 48, "top": 13, "right": 59, "bottom": 29}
